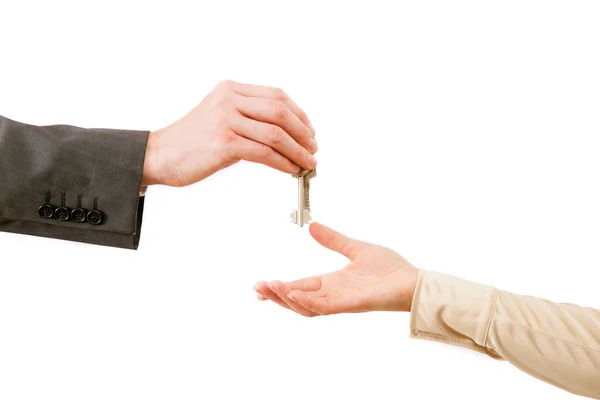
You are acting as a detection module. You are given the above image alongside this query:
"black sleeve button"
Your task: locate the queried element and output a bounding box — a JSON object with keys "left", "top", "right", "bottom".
{"left": 87, "top": 210, "right": 103, "bottom": 225}
{"left": 71, "top": 208, "right": 87, "bottom": 223}
{"left": 54, "top": 206, "right": 70, "bottom": 221}
{"left": 38, "top": 204, "right": 54, "bottom": 219}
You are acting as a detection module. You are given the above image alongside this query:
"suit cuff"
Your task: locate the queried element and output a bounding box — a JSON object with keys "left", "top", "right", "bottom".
{"left": 409, "top": 269, "right": 502, "bottom": 359}
{"left": 0, "top": 115, "right": 150, "bottom": 250}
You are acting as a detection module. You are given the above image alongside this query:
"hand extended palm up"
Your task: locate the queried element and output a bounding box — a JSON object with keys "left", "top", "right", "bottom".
{"left": 254, "top": 222, "right": 419, "bottom": 317}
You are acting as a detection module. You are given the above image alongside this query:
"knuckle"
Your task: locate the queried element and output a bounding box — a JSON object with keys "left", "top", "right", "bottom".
{"left": 272, "top": 87, "right": 288, "bottom": 101}
{"left": 221, "top": 137, "right": 240, "bottom": 163}
{"left": 298, "top": 147, "right": 308, "bottom": 162}
{"left": 301, "top": 126, "right": 312, "bottom": 142}
{"left": 285, "top": 158, "right": 298, "bottom": 171}
{"left": 272, "top": 100, "right": 288, "bottom": 120}
{"left": 216, "top": 79, "right": 235, "bottom": 91}
{"left": 221, "top": 129, "right": 238, "bottom": 145}
{"left": 269, "top": 126, "right": 284, "bottom": 144}
{"left": 297, "top": 109, "right": 308, "bottom": 122}
{"left": 340, "top": 241, "right": 354, "bottom": 257}
{"left": 261, "top": 145, "right": 273, "bottom": 160}
{"left": 214, "top": 92, "right": 233, "bottom": 109}
{"left": 324, "top": 231, "right": 338, "bottom": 248}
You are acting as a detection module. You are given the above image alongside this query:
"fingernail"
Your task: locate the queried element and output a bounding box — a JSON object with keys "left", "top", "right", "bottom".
{"left": 309, "top": 137, "right": 318, "bottom": 153}
{"left": 267, "top": 281, "right": 276, "bottom": 292}
{"left": 308, "top": 154, "right": 317, "bottom": 169}
{"left": 287, "top": 292, "right": 296, "bottom": 301}
{"left": 308, "top": 122, "right": 316, "bottom": 136}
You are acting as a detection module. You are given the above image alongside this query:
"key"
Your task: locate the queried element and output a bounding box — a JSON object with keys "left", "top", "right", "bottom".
{"left": 290, "top": 168, "right": 316, "bottom": 227}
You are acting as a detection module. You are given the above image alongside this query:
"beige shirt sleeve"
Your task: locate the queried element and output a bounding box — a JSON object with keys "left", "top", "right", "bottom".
{"left": 409, "top": 269, "right": 600, "bottom": 399}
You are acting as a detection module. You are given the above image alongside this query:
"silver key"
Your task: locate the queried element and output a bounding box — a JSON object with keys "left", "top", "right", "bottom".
{"left": 290, "top": 168, "right": 316, "bottom": 227}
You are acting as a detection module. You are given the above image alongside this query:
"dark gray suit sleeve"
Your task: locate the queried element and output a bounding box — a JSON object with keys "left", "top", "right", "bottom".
{"left": 0, "top": 115, "right": 150, "bottom": 250}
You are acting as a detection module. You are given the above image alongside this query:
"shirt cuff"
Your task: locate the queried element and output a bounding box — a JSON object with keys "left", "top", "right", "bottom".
{"left": 409, "top": 269, "right": 502, "bottom": 359}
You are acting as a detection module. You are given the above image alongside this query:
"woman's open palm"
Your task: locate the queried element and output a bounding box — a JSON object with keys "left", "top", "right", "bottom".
{"left": 254, "top": 222, "right": 419, "bottom": 317}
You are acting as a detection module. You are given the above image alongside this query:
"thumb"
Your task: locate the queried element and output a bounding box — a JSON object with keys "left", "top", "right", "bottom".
{"left": 309, "top": 222, "right": 363, "bottom": 259}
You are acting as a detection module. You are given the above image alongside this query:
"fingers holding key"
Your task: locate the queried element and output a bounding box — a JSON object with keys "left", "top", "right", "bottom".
{"left": 144, "top": 80, "right": 318, "bottom": 187}
{"left": 230, "top": 115, "right": 316, "bottom": 171}
{"left": 232, "top": 137, "right": 301, "bottom": 174}
{"left": 234, "top": 95, "right": 318, "bottom": 161}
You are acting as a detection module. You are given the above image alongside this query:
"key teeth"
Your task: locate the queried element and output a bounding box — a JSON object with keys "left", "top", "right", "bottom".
{"left": 290, "top": 168, "right": 315, "bottom": 227}
{"left": 302, "top": 209, "right": 312, "bottom": 224}
{"left": 290, "top": 210, "right": 312, "bottom": 227}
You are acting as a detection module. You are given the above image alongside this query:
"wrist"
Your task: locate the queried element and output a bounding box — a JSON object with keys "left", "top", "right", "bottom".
{"left": 377, "top": 266, "right": 419, "bottom": 313}
{"left": 406, "top": 268, "right": 420, "bottom": 312}
{"left": 391, "top": 266, "right": 419, "bottom": 313}
{"left": 142, "top": 130, "right": 162, "bottom": 186}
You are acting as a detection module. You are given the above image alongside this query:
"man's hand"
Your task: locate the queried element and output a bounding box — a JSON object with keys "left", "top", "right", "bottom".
{"left": 254, "top": 223, "right": 419, "bottom": 317}
{"left": 142, "top": 80, "right": 318, "bottom": 187}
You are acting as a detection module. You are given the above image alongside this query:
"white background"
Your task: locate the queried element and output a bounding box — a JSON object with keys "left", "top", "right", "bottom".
{"left": 0, "top": 1, "right": 599, "bottom": 399}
